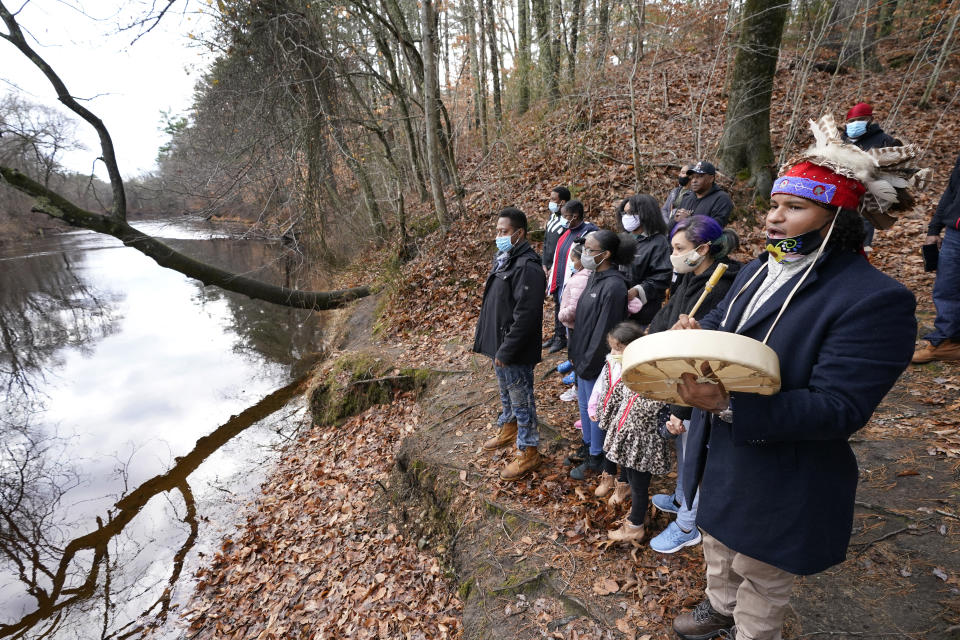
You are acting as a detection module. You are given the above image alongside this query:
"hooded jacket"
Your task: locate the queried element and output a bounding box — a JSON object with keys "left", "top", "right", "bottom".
{"left": 473, "top": 241, "right": 546, "bottom": 366}
{"left": 568, "top": 268, "right": 629, "bottom": 380}
{"left": 677, "top": 185, "right": 734, "bottom": 227}
{"left": 928, "top": 150, "right": 960, "bottom": 236}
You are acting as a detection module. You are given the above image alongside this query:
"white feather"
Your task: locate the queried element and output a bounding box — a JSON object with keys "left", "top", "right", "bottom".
{"left": 866, "top": 179, "right": 898, "bottom": 203}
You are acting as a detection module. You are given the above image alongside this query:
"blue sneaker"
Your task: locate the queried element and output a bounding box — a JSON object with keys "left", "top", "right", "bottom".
{"left": 557, "top": 360, "right": 574, "bottom": 374}
{"left": 561, "top": 372, "right": 576, "bottom": 385}
{"left": 650, "top": 521, "right": 702, "bottom": 553}
{"left": 651, "top": 493, "right": 681, "bottom": 514}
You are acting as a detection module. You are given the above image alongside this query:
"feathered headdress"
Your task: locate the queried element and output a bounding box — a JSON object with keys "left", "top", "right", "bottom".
{"left": 774, "top": 114, "right": 930, "bottom": 229}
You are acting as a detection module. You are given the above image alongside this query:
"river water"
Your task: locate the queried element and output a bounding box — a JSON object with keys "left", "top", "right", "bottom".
{"left": 0, "top": 219, "right": 326, "bottom": 638}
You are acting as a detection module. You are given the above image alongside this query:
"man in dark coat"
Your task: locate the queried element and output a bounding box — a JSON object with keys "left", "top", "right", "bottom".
{"left": 473, "top": 207, "right": 547, "bottom": 481}
{"left": 676, "top": 161, "right": 734, "bottom": 227}
{"left": 840, "top": 102, "right": 902, "bottom": 253}
{"left": 670, "top": 158, "right": 917, "bottom": 640}
{"left": 913, "top": 149, "right": 960, "bottom": 363}
{"left": 541, "top": 186, "right": 571, "bottom": 350}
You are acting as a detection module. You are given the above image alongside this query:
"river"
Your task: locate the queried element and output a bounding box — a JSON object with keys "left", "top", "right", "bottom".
{"left": 0, "top": 219, "right": 326, "bottom": 639}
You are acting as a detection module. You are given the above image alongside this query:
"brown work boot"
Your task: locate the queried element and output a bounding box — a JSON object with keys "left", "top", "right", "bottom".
{"left": 594, "top": 472, "right": 616, "bottom": 497}
{"left": 483, "top": 421, "right": 518, "bottom": 451}
{"left": 500, "top": 446, "right": 542, "bottom": 481}
{"left": 607, "top": 519, "right": 645, "bottom": 543}
{"left": 608, "top": 480, "right": 630, "bottom": 506}
{"left": 673, "top": 599, "right": 735, "bottom": 640}
{"left": 912, "top": 340, "right": 960, "bottom": 364}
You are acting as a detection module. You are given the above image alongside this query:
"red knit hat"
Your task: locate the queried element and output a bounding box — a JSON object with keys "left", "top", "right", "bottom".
{"left": 770, "top": 161, "right": 866, "bottom": 210}
{"left": 846, "top": 102, "right": 873, "bottom": 120}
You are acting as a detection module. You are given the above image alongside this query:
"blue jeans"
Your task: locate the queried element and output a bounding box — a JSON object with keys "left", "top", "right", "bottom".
{"left": 672, "top": 423, "right": 700, "bottom": 531}
{"left": 494, "top": 361, "right": 539, "bottom": 450}
{"left": 575, "top": 376, "right": 605, "bottom": 456}
{"left": 926, "top": 228, "right": 960, "bottom": 345}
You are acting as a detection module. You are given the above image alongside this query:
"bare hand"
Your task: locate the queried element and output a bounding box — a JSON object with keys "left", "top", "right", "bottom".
{"left": 674, "top": 208, "right": 691, "bottom": 222}
{"left": 494, "top": 357, "right": 505, "bottom": 367}
{"left": 666, "top": 415, "right": 686, "bottom": 435}
{"left": 670, "top": 314, "right": 701, "bottom": 331}
{"left": 589, "top": 413, "right": 597, "bottom": 422}
{"left": 677, "top": 361, "right": 729, "bottom": 412}
{"left": 627, "top": 287, "right": 639, "bottom": 300}
{"left": 926, "top": 234, "right": 942, "bottom": 249}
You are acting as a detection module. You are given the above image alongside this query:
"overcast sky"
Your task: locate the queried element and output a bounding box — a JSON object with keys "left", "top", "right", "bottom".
{"left": 1, "top": 0, "right": 214, "bottom": 179}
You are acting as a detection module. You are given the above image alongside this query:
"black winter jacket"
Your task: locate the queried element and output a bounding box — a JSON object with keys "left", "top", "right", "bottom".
{"left": 647, "top": 259, "right": 742, "bottom": 419}
{"left": 569, "top": 268, "right": 629, "bottom": 380}
{"left": 929, "top": 151, "right": 960, "bottom": 236}
{"left": 677, "top": 185, "right": 734, "bottom": 227}
{"left": 841, "top": 122, "right": 900, "bottom": 150}
{"left": 472, "top": 242, "right": 546, "bottom": 366}
{"left": 620, "top": 233, "right": 673, "bottom": 326}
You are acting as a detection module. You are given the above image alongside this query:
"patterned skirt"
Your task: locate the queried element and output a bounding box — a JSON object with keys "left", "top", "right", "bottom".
{"left": 600, "top": 383, "right": 673, "bottom": 475}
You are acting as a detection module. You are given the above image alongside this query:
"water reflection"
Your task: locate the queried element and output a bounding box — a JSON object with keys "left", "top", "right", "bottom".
{"left": 0, "top": 220, "right": 326, "bottom": 639}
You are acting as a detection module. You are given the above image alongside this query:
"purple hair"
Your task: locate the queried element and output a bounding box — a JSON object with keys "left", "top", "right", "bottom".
{"left": 670, "top": 214, "right": 723, "bottom": 245}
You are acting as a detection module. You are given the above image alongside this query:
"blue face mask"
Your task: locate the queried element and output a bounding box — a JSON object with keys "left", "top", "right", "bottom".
{"left": 548, "top": 201, "right": 559, "bottom": 214}
{"left": 495, "top": 231, "right": 519, "bottom": 253}
{"left": 846, "top": 120, "right": 868, "bottom": 138}
{"left": 558, "top": 217, "right": 570, "bottom": 229}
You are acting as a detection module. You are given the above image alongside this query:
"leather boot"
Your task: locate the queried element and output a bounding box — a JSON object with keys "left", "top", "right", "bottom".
{"left": 912, "top": 340, "right": 960, "bottom": 364}
{"left": 483, "top": 421, "right": 517, "bottom": 451}
{"left": 608, "top": 480, "right": 631, "bottom": 506}
{"left": 607, "top": 519, "right": 645, "bottom": 543}
{"left": 500, "top": 447, "right": 542, "bottom": 481}
{"left": 672, "top": 599, "right": 735, "bottom": 640}
{"left": 594, "top": 472, "right": 616, "bottom": 497}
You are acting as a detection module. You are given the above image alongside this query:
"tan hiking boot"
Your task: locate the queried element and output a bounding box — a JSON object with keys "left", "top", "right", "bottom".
{"left": 500, "top": 447, "right": 542, "bottom": 481}
{"left": 608, "top": 480, "right": 630, "bottom": 506}
{"left": 483, "top": 421, "right": 518, "bottom": 450}
{"left": 594, "top": 472, "right": 616, "bottom": 498}
{"left": 608, "top": 519, "right": 645, "bottom": 543}
{"left": 912, "top": 340, "right": 960, "bottom": 364}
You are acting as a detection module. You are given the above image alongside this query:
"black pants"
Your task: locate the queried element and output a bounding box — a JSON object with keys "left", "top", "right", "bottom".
{"left": 552, "top": 294, "right": 566, "bottom": 343}
{"left": 624, "top": 467, "right": 652, "bottom": 527}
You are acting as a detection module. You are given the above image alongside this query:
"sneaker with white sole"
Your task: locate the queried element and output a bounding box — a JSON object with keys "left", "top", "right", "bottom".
{"left": 651, "top": 493, "right": 682, "bottom": 514}
{"left": 559, "top": 387, "right": 577, "bottom": 402}
{"left": 649, "top": 521, "right": 702, "bottom": 553}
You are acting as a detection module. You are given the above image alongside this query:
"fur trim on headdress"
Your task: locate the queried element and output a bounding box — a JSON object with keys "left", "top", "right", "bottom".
{"left": 779, "top": 114, "right": 929, "bottom": 230}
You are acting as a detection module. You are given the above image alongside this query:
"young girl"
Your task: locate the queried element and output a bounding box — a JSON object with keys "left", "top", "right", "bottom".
{"left": 587, "top": 322, "right": 645, "bottom": 499}
{"left": 598, "top": 322, "right": 673, "bottom": 543}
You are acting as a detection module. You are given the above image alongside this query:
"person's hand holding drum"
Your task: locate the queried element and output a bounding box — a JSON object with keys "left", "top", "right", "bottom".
{"left": 677, "top": 361, "right": 730, "bottom": 413}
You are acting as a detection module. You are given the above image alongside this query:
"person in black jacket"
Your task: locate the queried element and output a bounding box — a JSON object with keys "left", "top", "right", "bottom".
{"left": 473, "top": 207, "right": 547, "bottom": 481}
{"left": 675, "top": 161, "right": 734, "bottom": 227}
{"left": 644, "top": 215, "right": 740, "bottom": 555}
{"left": 840, "top": 102, "right": 902, "bottom": 252}
{"left": 568, "top": 230, "right": 637, "bottom": 479}
{"left": 620, "top": 194, "right": 673, "bottom": 327}
{"left": 913, "top": 149, "right": 960, "bottom": 363}
{"left": 542, "top": 186, "right": 571, "bottom": 349}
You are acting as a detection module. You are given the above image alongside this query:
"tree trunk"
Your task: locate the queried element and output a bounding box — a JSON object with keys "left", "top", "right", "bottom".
{"left": 567, "top": 0, "right": 582, "bottom": 84}
{"left": 485, "top": 0, "right": 504, "bottom": 127}
{"left": 549, "top": 0, "right": 562, "bottom": 98}
{"left": 532, "top": 0, "right": 558, "bottom": 100}
{"left": 420, "top": 0, "right": 451, "bottom": 228}
{"left": 0, "top": 167, "right": 370, "bottom": 310}
{"left": 595, "top": 0, "right": 610, "bottom": 69}
{"left": 464, "top": 3, "right": 483, "bottom": 133}
{"left": 517, "top": 0, "right": 531, "bottom": 113}
{"left": 476, "top": 0, "right": 490, "bottom": 151}
{"left": 716, "top": 0, "right": 788, "bottom": 200}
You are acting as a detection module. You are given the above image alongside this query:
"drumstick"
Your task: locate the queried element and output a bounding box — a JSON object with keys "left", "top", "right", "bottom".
{"left": 687, "top": 263, "right": 728, "bottom": 318}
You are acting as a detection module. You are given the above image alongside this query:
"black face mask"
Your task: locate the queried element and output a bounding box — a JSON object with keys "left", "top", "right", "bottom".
{"left": 678, "top": 176, "right": 690, "bottom": 187}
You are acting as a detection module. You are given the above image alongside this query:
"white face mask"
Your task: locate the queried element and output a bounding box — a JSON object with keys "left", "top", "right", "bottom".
{"left": 606, "top": 353, "right": 623, "bottom": 364}
{"left": 622, "top": 214, "right": 642, "bottom": 233}
{"left": 548, "top": 201, "right": 560, "bottom": 213}
{"left": 670, "top": 246, "right": 706, "bottom": 273}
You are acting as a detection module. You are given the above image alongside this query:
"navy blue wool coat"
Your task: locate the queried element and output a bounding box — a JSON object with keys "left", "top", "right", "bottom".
{"left": 682, "top": 250, "right": 916, "bottom": 575}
